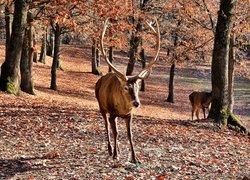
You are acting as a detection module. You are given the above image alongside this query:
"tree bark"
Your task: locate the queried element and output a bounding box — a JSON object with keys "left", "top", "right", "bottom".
{"left": 126, "top": 18, "right": 142, "bottom": 76}
{"left": 108, "top": 46, "right": 113, "bottom": 73}
{"left": 32, "top": 32, "right": 38, "bottom": 63}
{"left": 39, "top": 33, "right": 47, "bottom": 64}
{"left": 140, "top": 48, "right": 145, "bottom": 91}
{"left": 0, "top": 0, "right": 29, "bottom": 95}
{"left": 47, "top": 28, "right": 54, "bottom": 57}
{"left": 91, "top": 38, "right": 101, "bottom": 75}
{"left": 166, "top": 63, "right": 175, "bottom": 103}
{"left": 5, "top": 5, "right": 12, "bottom": 56}
{"left": 208, "top": 0, "right": 235, "bottom": 125}
{"left": 50, "top": 23, "right": 61, "bottom": 90}
{"left": 96, "top": 44, "right": 100, "bottom": 70}
{"left": 20, "top": 13, "right": 35, "bottom": 95}
{"left": 166, "top": 23, "right": 179, "bottom": 102}
{"left": 228, "top": 32, "right": 235, "bottom": 113}
{"left": 208, "top": 0, "right": 249, "bottom": 135}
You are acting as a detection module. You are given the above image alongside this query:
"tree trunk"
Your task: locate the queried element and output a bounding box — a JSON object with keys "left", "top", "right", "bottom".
{"left": 166, "top": 26, "right": 178, "bottom": 103}
{"left": 50, "top": 23, "right": 61, "bottom": 90}
{"left": 228, "top": 32, "right": 235, "bottom": 113}
{"left": 140, "top": 48, "right": 145, "bottom": 91}
{"left": 166, "top": 63, "right": 175, "bottom": 103}
{"left": 5, "top": 5, "right": 12, "bottom": 55}
{"left": 20, "top": 13, "right": 35, "bottom": 95}
{"left": 39, "top": 33, "right": 47, "bottom": 64}
{"left": 91, "top": 39, "right": 96, "bottom": 73}
{"left": 0, "top": 0, "right": 29, "bottom": 95}
{"left": 47, "top": 28, "right": 54, "bottom": 57}
{"left": 126, "top": 18, "right": 142, "bottom": 76}
{"left": 126, "top": 0, "right": 148, "bottom": 76}
{"left": 208, "top": 0, "right": 249, "bottom": 135}
{"left": 208, "top": 0, "right": 235, "bottom": 125}
{"left": 108, "top": 46, "right": 113, "bottom": 73}
{"left": 96, "top": 45, "right": 100, "bottom": 69}
{"left": 56, "top": 41, "right": 62, "bottom": 70}
{"left": 91, "top": 38, "right": 101, "bottom": 75}
{"left": 32, "top": 32, "right": 38, "bottom": 63}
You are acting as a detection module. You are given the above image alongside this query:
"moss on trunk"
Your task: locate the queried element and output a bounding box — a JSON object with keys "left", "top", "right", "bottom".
{"left": 227, "top": 112, "right": 249, "bottom": 135}
{"left": 219, "top": 108, "right": 249, "bottom": 135}
{"left": 219, "top": 108, "right": 230, "bottom": 127}
{"left": 6, "top": 77, "right": 17, "bottom": 95}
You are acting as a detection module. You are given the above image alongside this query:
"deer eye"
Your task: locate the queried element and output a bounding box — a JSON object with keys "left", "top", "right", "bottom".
{"left": 124, "top": 86, "right": 129, "bottom": 91}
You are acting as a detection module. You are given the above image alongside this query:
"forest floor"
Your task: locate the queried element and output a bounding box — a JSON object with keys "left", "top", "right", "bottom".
{"left": 0, "top": 43, "right": 249, "bottom": 179}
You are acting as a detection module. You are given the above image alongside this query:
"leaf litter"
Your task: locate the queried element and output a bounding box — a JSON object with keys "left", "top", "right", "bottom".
{"left": 0, "top": 44, "right": 249, "bottom": 179}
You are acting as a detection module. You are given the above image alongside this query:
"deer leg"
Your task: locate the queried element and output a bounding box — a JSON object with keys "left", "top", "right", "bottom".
{"left": 195, "top": 108, "right": 200, "bottom": 120}
{"left": 109, "top": 114, "right": 119, "bottom": 160}
{"left": 125, "top": 115, "right": 140, "bottom": 164}
{"left": 202, "top": 107, "right": 206, "bottom": 119}
{"left": 191, "top": 106, "right": 195, "bottom": 120}
{"left": 101, "top": 112, "right": 112, "bottom": 156}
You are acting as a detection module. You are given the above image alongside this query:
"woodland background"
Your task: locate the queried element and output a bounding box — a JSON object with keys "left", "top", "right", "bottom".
{"left": 0, "top": 0, "right": 249, "bottom": 179}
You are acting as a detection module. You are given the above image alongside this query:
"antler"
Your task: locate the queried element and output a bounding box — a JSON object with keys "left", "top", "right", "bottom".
{"left": 100, "top": 19, "right": 128, "bottom": 81}
{"left": 131, "top": 17, "right": 161, "bottom": 80}
{"left": 101, "top": 17, "right": 160, "bottom": 81}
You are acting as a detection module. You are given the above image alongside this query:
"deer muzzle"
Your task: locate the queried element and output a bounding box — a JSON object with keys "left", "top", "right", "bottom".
{"left": 133, "top": 101, "right": 140, "bottom": 108}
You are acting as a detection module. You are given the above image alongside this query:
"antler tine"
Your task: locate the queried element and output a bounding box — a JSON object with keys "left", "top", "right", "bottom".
{"left": 132, "top": 17, "right": 160, "bottom": 80}
{"left": 145, "top": 21, "right": 156, "bottom": 34}
{"left": 145, "top": 17, "right": 160, "bottom": 69}
{"left": 100, "top": 19, "right": 127, "bottom": 81}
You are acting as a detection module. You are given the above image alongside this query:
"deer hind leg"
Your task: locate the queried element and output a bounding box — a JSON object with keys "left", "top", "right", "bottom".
{"left": 125, "top": 115, "right": 140, "bottom": 164}
{"left": 101, "top": 112, "right": 112, "bottom": 156}
{"left": 109, "top": 114, "right": 119, "bottom": 160}
{"left": 195, "top": 108, "right": 200, "bottom": 120}
{"left": 202, "top": 107, "right": 206, "bottom": 119}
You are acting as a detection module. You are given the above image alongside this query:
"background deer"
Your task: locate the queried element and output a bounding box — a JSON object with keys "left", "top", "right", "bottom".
{"left": 189, "top": 91, "right": 212, "bottom": 120}
{"left": 95, "top": 18, "right": 160, "bottom": 164}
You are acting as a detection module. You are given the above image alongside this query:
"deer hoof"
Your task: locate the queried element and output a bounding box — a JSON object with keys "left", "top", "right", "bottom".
{"left": 113, "top": 155, "right": 119, "bottom": 161}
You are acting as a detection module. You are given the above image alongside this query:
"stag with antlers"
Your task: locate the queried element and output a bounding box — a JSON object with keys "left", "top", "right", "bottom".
{"left": 95, "top": 17, "right": 160, "bottom": 164}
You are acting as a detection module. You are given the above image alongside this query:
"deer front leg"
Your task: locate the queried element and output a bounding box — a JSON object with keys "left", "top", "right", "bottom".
{"left": 191, "top": 106, "right": 195, "bottom": 120}
{"left": 102, "top": 112, "right": 112, "bottom": 156}
{"left": 109, "top": 114, "right": 119, "bottom": 160}
{"left": 125, "top": 115, "right": 140, "bottom": 164}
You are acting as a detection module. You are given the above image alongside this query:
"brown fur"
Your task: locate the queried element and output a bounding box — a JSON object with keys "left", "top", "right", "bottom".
{"left": 189, "top": 91, "right": 212, "bottom": 120}
{"left": 95, "top": 73, "right": 141, "bottom": 163}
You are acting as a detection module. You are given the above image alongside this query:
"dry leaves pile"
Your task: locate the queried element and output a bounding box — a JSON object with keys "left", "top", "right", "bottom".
{"left": 0, "top": 44, "right": 249, "bottom": 179}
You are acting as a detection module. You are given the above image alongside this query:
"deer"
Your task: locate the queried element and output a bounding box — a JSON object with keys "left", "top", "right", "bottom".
{"left": 189, "top": 91, "right": 212, "bottom": 120}
{"left": 95, "top": 18, "right": 160, "bottom": 164}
